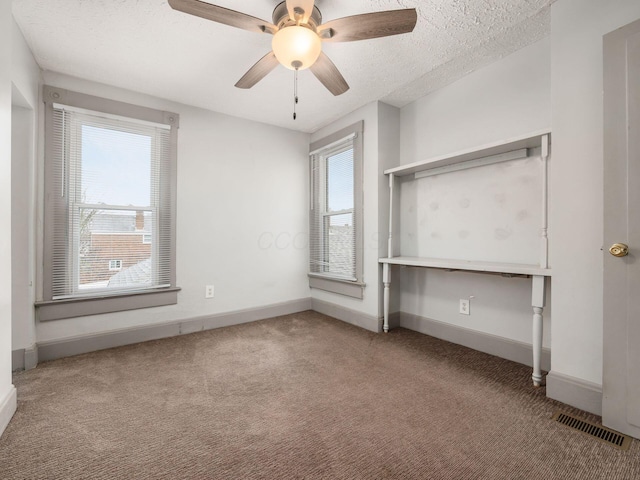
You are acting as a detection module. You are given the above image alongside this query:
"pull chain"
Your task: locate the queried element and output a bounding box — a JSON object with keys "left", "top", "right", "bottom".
{"left": 293, "top": 6, "right": 302, "bottom": 120}
{"left": 293, "top": 67, "right": 299, "bottom": 120}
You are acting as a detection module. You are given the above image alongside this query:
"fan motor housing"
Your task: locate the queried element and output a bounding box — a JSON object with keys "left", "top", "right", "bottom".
{"left": 272, "top": 1, "right": 322, "bottom": 30}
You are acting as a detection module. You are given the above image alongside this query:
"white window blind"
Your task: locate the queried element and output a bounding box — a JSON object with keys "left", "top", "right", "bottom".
{"left": 310, "top": 139, "right": 356, "bottom": 280}
{"left": 50, "top": 104, "right": 172, "bottom": 299}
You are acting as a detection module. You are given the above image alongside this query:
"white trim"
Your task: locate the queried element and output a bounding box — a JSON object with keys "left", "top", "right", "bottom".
{"left": 309, "top": 120, "right": 363, "bottom": 154}
{"left": 308, "top": 275, "right": 364, "bottom": 299}
{"left": 53, "top": 283, "right": 171, "bottom": 301}
{"left": 398, "top": 311, "right": 551, "bottom": 371}
{"left": 384, "top": 128, "right": 551, "bottom": 176}
{"left": 414, "top": 148, "right": 528, "bottom": 179}
{"left": 387, "top": 173, "right": 394, "bottom": 258}
{"left": 40, "top": 286, "right": 179, "bottom": 319}
{"left": 540, "top": 134, "right": 549, "bottom": 269}
{"left": 0, "top": 386, "right": 17, "bottom": 439}
{"left": 379, "top": 256, "right": 551, "bottom": 277}
{"left": 37, "top": 298, "right": 313, "bottom": 361}
{"left": 11, "top": 346, "right": 38, "bottom": 371}
{"left": 53, "top": 103, "right": 171, "bottom": 130}
{"left": 311, "top": 298, "right": 381, "bottom": 332}
{"left": 12, "top": 349, "right": 23, "bottom": 371}
{"left": 546, "top": 371, "right": 602, "bottom": 416}
{"left": 309, "top": 132, "right": 356, "bottom": 156}
{"left": 308, "top": 272, "right": 358, "bottom": 283}
{"left": 25, "top": 346, "right": 38, "bottom": 370}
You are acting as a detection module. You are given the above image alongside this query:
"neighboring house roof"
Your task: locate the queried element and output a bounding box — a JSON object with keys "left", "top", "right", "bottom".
{"left": 108, "top": 258, "right": 151, "bottom": 287}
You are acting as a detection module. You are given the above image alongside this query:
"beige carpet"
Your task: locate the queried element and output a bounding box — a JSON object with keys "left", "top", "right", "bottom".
{"left": 1, "top": 311, "right": 638, "bottom": 479}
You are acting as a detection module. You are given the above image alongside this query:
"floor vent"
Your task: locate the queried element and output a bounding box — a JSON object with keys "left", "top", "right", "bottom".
{"left": 552, "top": 411, "right": 632, "bottom": 450}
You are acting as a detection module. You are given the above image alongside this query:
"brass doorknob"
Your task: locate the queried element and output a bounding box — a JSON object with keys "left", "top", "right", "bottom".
{"left": 609, "top": 243, "right": 629, "bottom": 257}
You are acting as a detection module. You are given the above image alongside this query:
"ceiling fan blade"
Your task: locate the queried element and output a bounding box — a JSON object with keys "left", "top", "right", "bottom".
{"left": 168, "top": 0, "right": 276, "bottom": 34}
{"left": 318, "top": 9, "right": 417, "bottom": 42}
{"left": 285, "top": 0, "right": 315, "bottom": 23}
{"left": 309, "top": 52, "right": 349, "bottom": 96}
{"left": 235, "top": 52, "right": 280, "bottom": 89}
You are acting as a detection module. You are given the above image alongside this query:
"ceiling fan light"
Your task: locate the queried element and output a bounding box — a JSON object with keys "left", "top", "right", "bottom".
{"left": 272, "top": 26, "right": 322, "bottom": 70}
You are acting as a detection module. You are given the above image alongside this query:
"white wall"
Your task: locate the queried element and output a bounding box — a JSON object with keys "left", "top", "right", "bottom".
{"left": 36, "top": 73, "right": 311, "bottom": 343}
{"left": 11, "top": 18, "right": 40, "bottom": 356}
{"left": 1, "top": 0, "right": 17, "bottom": 437}
{"left": 396, "top": 38, "right": 552, "bottom": 348}
{"left": 549, "top": 0, "right": 640, "bottom": 386}
{"left": 377, "top": 102, "right": 401, "bottom": 314}
{"left": 11, "top": 105, "right": 35, "bottom": 352}
{"left": 12, "top": 18, "right": 40, "bottom": 109}
{"left": 401, "top": 38, "right": 551, "bottom": 163}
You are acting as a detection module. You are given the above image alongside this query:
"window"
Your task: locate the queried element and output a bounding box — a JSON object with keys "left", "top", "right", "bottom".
{"left": 38, "top": 86, "right": 179, "bottom": 321}
{"left": 108, "top": 260, "right": 122, "bottom": 271}
{"left": 309, "top": 121, "right": 364, "bottom": 298}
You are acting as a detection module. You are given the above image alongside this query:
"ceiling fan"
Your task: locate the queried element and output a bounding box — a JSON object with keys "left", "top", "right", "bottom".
{"left": 168, "top": 0, "right": 418, "bottom": 96}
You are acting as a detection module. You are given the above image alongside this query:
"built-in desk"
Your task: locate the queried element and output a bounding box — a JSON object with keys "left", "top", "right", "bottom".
{"left": 381, "top": 131, "right": 551, "bottom": 387}
{"left": 379, "top": 257, "right": 551, "bottom": 387}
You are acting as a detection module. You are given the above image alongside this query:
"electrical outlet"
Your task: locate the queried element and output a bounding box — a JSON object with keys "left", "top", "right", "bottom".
{"left": 205, "top": 285, "right": 214, "bottom": 299}
{"left": 459, "top": 298, "right": 470, "bottom": 315}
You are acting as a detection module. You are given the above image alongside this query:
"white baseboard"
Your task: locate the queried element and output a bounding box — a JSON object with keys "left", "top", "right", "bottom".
{"left": 11, "top": 349, "right": 23, "bottom": 372}
{"left": 25, "top": 346, "right": 38, "bottom": 370}
{"left": 12, "top": 345, "right": 38, "bottom": 372}
{"left": 546, "top": 371, "right": 602, "bottom": 416}
{"left": 311, "top": 298, "right": 382, "bottom": 332}
{"left": 24, "top": 296, "right": 604, "bottom": 419}
{"left": 398, "top": 311, "right": 551, "bottom": 371}
{"left": 0, "top": 385, "right": 17, "bottom": 439}
{"left": 38, "top": 297, "right": 313, "bottom": 362}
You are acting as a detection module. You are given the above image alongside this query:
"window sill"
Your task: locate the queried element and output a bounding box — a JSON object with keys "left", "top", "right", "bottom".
{"left": 308, "top": 274, "right": 365, "bottom": 299}
{"left": 35, "top": 287, "right": 181, "bottom": 321}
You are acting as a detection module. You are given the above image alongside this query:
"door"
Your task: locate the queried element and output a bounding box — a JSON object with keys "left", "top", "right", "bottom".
{"left": 603, "top": 18, "right": 640, "bottom": 438}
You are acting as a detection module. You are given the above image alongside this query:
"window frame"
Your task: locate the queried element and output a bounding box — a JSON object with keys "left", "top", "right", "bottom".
{"left": 37, "top": 86, "right": 180, "bottom": 321}
{"left": 308, "top": 121, "right": 365, "bottom": 299}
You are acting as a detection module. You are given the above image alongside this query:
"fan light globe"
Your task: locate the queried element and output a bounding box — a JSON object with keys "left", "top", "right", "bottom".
{"left": 272, "top": 26, "right": 322, "bottom": 70}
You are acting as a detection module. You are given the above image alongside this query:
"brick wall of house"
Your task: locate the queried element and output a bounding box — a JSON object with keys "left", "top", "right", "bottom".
{"left": 80, "top": 233, "right": 151, "bottom": 285}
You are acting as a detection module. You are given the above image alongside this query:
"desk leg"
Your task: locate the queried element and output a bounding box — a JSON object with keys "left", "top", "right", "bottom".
{"left": 383, "top": 263, "right": 390, "bottom": 333}
{"left": 532, "top": 307, "right": 544, "bottom": 386}
{"left": 531, "top": 275, "right": 546, "bottom": 387}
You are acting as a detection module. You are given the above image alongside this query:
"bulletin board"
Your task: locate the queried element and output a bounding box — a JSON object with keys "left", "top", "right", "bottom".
{"left": 398, "top": 152, "right": 543, "bottom": 265}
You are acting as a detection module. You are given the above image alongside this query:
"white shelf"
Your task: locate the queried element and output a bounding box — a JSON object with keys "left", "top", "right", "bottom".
{"left": 379, "top": 256, "right": 552, "bottom": 277}
{"left": 384, "top": 129, "right": 551, "bottom": 177}
{"left": 380, "top": 130, "right": 552, "bottom": 386}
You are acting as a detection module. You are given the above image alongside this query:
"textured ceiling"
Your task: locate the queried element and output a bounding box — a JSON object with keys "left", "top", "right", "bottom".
{"left": 12, "top": 0, "right": 554, "bottom": 133}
